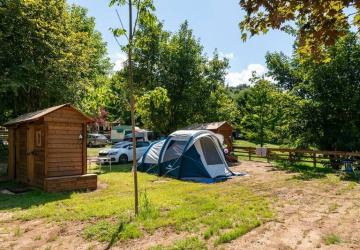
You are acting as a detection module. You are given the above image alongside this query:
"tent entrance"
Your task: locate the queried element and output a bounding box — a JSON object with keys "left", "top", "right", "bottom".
{"left": 195, "top": 137, "right": 227, "bottom": 178}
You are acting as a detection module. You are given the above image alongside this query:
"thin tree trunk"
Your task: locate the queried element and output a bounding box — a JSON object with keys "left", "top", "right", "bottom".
{"left": 128, "top": 0, "right": 138, "bottom": 216}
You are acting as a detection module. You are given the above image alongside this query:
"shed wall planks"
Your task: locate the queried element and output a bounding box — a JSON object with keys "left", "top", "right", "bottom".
{"left": 47, "top": 122, "right": 83, "bottom": 177}
{"left": 5, "top": 104, "right": 95, "bottom": 192}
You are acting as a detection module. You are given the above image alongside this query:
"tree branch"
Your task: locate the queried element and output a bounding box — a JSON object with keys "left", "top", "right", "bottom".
{"left": 115, "top": 9, "right": 129, "bottom": 41}
{"left": 132, "top": 0, "right": 141, "bottom": 36}
{"left": 113, "top": 34, "right": 123, "bottom": 48}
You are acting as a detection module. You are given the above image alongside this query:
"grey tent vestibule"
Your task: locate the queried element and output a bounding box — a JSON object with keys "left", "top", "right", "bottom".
{"left": 138, "top": 130, "right": 235, "bottom": 183}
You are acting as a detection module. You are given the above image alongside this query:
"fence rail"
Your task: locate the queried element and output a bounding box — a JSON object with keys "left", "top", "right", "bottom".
{"left": 233, "top": 146, "right": 360, "bottom": 167}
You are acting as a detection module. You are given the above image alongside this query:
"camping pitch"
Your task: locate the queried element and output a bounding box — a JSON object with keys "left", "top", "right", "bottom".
{"left": 138, "top": 130, "right": 235, "bottom": 183}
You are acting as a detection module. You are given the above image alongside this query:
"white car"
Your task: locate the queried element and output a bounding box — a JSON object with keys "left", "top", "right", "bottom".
{"left": 98, "top": 141, "right": 150, "bottom": 164}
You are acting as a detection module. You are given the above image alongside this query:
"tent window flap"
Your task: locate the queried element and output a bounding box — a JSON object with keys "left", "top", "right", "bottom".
{"left": 200, "top": 137, "right": 223, "bottom": 165}
{"left": 163, "top": 140, "right": 187, "bottom": 162}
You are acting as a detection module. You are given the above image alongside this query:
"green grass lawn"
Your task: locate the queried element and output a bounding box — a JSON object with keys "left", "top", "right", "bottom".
{"left": 0, "top": 164, "right": 273, "bottom": 248}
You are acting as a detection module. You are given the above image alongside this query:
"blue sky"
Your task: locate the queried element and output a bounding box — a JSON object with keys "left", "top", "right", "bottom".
{"left": 69, "top": 0, "right": 295, "bottom": 86}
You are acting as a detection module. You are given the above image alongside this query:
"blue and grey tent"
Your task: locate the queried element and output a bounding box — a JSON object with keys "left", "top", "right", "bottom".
{"left": 138, "top": 130, "right": 234, "bottom": 183}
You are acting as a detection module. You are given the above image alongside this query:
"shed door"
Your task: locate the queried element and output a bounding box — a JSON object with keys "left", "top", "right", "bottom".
{"left": 15, "top": 126, "right": 27, "bottom": 183}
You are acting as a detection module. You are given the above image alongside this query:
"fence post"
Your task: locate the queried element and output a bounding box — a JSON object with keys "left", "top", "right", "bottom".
{"left": 288, "top": 151, "right": 292, "bottom": 163}
{"left": 267, "top": 149, "right": 270, "bottom": 163}
{"left": 248, "top": 149, "right": 251, "bottom": 161}
{"left": 313, "top": 152, "right": 316, "bottom": 167}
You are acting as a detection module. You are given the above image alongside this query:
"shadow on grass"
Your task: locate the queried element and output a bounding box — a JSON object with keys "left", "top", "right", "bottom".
{"left": 273, "top": 161, "right": 334, "bottom": 180}
{"left": 0, "top": 164, "right": 133, "bottom": 211}
{"left": 338, "top": 172, "right": 360, "bottom": 183}
{"left": 105, "top": 221, "right": 125, "bottom": 250}
{"left": 0, "top": 181, "right": 72, "bottom": 211}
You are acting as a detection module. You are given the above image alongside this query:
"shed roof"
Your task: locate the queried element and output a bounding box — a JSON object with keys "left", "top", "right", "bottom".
{"left": 183, "top": 121, "right": 232, "bottom": 130}
{"left": 4, "top": 104, "right": 91, "bottom": 126}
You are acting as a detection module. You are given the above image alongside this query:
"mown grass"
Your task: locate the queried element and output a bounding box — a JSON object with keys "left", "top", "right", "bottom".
{"left": 0, "top": 164, "right": 273, "bottom": 247}
{"left": 151, "top": 237, "right": 207, "bottom": 250}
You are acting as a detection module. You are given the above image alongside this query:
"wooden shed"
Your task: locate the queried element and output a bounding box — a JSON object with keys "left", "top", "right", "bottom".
{"left": 3, "top": 104, "right": 97, "bottom": 192}
{"left": 184, "top": 121, "right": 234, "bottom": 151}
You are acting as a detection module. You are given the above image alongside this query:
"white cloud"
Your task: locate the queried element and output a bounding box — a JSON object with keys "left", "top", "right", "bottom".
{"left": 112, "top": 52, "right": 127, "bottom": 72}
{"left": 226, "top": 64, "right": 270, "bottom": 87}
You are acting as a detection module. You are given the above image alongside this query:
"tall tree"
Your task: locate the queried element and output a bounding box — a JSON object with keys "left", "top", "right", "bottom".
{"left": 157, "top": 21, "right": 207, "bottom": 130}
{"left": 238, "top": 79, "right": 278, "bottom": 146}
{"left": 0, "top": 0, "right": 110, "bottom": 122}
{"left": 113, "top": 5, "right": 239, "bottom": 133}
{"left": 266, "top": 33, "right": 360, "bottom": 151}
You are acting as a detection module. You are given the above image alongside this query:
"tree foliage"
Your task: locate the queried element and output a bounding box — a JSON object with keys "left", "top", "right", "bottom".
{"left": 0, "top": 0, "right": 110, "bottom": 122}
{"left": 137, "top": 87, "right": 170, "bottom": 133}
{"left": 118, "top": 10, "right": 238, "bottom": 132}
{"left": 266, "top": 33, "right": 360, "bottom": 151}
{"left": 236, "top": 79, "right": 284, "bottom": 146}
{"left": 239, "top": 0, "right": 360, "bottom": 59}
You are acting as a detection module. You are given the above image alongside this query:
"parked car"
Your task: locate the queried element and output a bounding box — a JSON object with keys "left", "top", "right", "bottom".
{"left": 98, "top": 141, "right": 150, "bottom": 164}
{"left": 87, "top": 133, "right": 108, "bottom": 147}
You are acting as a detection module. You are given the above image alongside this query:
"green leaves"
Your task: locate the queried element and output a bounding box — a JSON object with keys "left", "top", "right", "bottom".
{"left": 111, "top": 28, "right": 127, "bottom": 37}
{"left": 0, "top": 0, "right": 110, "bottom": 122}
{"left": 109, "top": 0, "right": 127, "bottom": 7}
{"left": 137, "top": 87, "right": 170, "bottom": 133}
{"left": 239, "top": 0, "right": 357, "bottom": 60}
{"left": 264, "top": 32, "right": 360, "bottom": 150}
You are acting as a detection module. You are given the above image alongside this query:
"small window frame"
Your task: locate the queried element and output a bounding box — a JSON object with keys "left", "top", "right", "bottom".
{"left": 35, "top": 130, "right": 42, "bottom": 147}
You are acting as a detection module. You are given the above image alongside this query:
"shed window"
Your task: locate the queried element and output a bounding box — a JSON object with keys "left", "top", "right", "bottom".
{"left": 36, "top": 130, "right": 42, "bottom": 147}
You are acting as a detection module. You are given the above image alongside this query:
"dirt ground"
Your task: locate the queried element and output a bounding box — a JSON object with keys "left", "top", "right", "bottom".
{"left": 227, "top": 161, "right": 360, "bottom": 250}
{"left": 1, "top": 160, "right": 360, "bottom": 250}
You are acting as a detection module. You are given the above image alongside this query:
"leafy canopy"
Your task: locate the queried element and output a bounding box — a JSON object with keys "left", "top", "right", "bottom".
{"left": 0, "top": 0, "right": 110, "bottom": 122}
{"left": 239, "top": 0, "right": 360, "bottom": 59}
{"left": 112, "top": 4, "right": 238, "bottom": 132}
{"left": 137, "top": 87, "right": 170, "bottom": 133}
{"left": 266, "top": 33, "right": 360, "bottom": 150}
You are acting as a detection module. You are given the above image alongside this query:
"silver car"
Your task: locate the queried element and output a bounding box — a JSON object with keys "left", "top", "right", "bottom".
{"left": 87, "top": 133, "right": 108, "bottom": 147}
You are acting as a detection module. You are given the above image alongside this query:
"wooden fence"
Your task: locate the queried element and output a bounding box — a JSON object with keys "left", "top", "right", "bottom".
{"left": 233, "top": 146, "right": 360, "bottom": 167}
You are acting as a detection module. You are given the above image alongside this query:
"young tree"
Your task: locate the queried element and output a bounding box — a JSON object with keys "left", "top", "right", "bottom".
{"left": 110, "top": 0, "right": 156, "bottom": 216}
{"left": 237, "top": 78, "right": 282, "bottom": 146}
